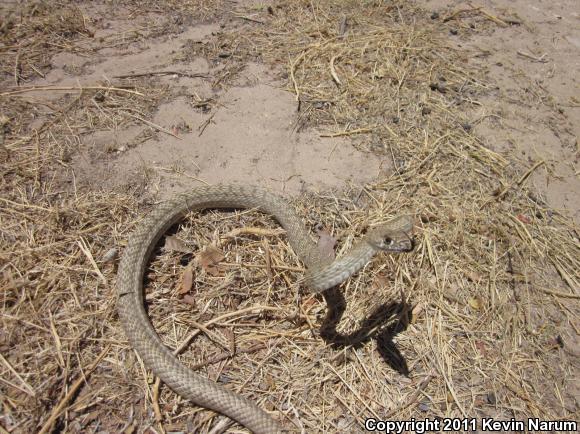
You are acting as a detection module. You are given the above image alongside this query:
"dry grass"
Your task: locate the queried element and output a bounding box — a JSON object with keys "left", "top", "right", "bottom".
{"left": 1, "top": 0, "right": 578, "bottom": 433}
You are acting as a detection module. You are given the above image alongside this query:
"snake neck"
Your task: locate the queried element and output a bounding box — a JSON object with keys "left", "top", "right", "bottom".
{"left": 304, "top": 240, "right": 377, "bottom": 292}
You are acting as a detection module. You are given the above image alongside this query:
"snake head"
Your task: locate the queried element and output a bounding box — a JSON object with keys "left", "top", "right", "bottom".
{"left": 366, "top": 215, "right": 414, "bottom": 252}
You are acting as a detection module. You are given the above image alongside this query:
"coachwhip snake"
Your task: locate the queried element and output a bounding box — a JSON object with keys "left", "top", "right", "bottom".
{"left": 117, "top": 184, "right": 413, "bottom": 433}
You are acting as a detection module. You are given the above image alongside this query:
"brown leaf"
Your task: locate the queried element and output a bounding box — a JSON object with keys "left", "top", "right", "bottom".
{"left": 446, "top": 392, "right": 454, "bottom": 403}
{"left": 516, "top": 214, "right": 531, "bottom": 224}
{"left": 178, "top": 263, "right": 194, "bottom": 295}
{"left": 181, "top": 294, "right": 196, "bottom": 306}
{"left": 164, "top": 235, "right": 190, "bottom": 253}
{"left": 475, "top": 340, "right": 488, "bottom": 357}
{"left": 315, "top": 225, "right": 336, "bottom": 260}
{"left": 197, "top": 245, "right": 225, "bottom": 276}
{"left": 466, "top": 271, "right": 483, "bottom": 283}
{"left": 264, "top": 373, "right": 276, "bottom": 390}
{"left": 410, "top": 303, "right": 423, "bottom": 324}
{"left": 468, "top": 296, "right": 483, "bottom": 310}
{"left": 372, "top": 274, "right": 389, "bottom": 290}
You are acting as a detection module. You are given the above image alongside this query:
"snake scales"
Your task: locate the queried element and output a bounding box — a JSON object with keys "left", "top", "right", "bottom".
{"left": 117, "top": 184, "right": 413, "bottom": 433}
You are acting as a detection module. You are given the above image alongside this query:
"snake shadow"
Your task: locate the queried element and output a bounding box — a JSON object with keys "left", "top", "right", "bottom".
{"left": 318, "top": 286, "right": 411, "bottom": 376}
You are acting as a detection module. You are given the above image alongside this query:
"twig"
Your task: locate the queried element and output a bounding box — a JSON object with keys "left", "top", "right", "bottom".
{"left": 14, "top": 48, "right": 20, "bottom": 86}
{"left": 443, "top": 7, "right": 477, "bottom": 23}
{"left": 230, "top": 12, "right": 265, "bottom": 24}
{"left": 198, "top": 112, "right": 216, "bottom": 137}
{"left": 151, "top": 378, "right": 165, "bottom": 434}
{"left": 496, "top": 160, "right": 545, "bottom": 200}
{"left": 290, "top": 51, "right": 307, "bottom": 102}
{"left": 77, "top": 237, "right": 107, "bottom": 284}
{"left": 121, "top": 110, "right": 182, "bottom": 140}
{"left": 221, "top": 262, "right": 304, "bottom": 272}
{"left": 330, "top": 55, "right": 341, "bottom": 86}
{"left": 478, "top": 8, "right": 509, "bottom": 27}
{"left": 113, "top": 71, "right": 208, "bottom": 79}
{"left": 154, "top": 165, "right": 210, "bottom": 185}
{"left": 338, "top": 15, "right": 348, "bottom": 38}
{"left": 536, "top": 286, "right": 580, "bottom": 299}
{"left": 320, "top": 127, "right": 372, "bottom": 138}
{"left": 517, "top": 51, "right": 548, "bottom": 63}
{"left": 0, "top": 85, "right": 143, "bottom": 97}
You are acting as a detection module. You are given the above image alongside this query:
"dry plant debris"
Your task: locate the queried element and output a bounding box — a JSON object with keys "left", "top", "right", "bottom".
{"left": 1, "top": 1, "right": 578, "bottom": 433}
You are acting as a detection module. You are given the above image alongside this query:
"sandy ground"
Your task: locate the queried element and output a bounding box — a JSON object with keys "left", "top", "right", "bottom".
{"left": 426, "top": 0, "right": 579, "bottom": 221}
{"left": 31, "top": 5, "right": 384, "bottom": 198}
{"left": 28, "top": 0, "right": 580, "bottom": 216}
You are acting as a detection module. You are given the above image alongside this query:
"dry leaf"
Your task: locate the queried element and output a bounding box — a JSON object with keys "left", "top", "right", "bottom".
{"left": 372, "top": 274, "right": 389, "bottom": 290}
{"left": 315, "top": 225, "right": 336, "bottom": 260}
{"left": 468, "top": 296, "right": 483, "bottom": 310}
{"left": 410, "top": 303, "right": 423, "bottom": 324}
{"left": 164, "top": 235, "right": 190, "bottom": 253}
{"left": 264, "top": 373, "right": 276, "bottom": 390}
{"left": 475, "top": 340, "right": 487, "bottom": 357}
{"left": 178, "top": 263, "right": 194, "bottom": 295}
{"left": 181, "top": 294, "right": 196, "bottom": 306}
{"left": 516, "top": 214, "right": 531, "bottom": 224}
{"left": 197, "top": 245, "right": 225, "bottom": 276}
{"left": 466, "top": 271, "right": 483, "bottom": 282}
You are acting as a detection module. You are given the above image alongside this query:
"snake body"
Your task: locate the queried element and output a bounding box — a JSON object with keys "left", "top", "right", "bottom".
{"left": 117, "top": 185, "right": 413, "bottom": 433}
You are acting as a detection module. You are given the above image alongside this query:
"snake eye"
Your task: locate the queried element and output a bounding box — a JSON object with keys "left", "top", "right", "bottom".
{"left": 384, "top": 236, "right": 393, "bottom": 245}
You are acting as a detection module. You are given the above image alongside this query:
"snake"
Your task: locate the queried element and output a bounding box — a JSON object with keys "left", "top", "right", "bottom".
{"left": 116, "top": 184, "right": 413, "bottom": 433}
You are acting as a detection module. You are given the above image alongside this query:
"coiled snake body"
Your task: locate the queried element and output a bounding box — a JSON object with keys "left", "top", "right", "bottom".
{"left": 117, "top": 185, "right": 413, "bottom": 433}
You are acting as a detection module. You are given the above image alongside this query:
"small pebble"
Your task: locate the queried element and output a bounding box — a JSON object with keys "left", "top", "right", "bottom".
{"left": 101, "top": 247, "right": 118, "bottom": 263}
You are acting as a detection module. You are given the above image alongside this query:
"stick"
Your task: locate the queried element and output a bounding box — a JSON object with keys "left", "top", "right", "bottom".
{"left": 516, "top": 51, "right": 548, "bottom": 63}
{"left": 231, "top": 13, "right": 265, "bottom": 24}
{"left": 320, "top": 127, "right": 372, "bottom": 138}
{"left": 121, "top": 111, "right": 182, "bottom": 140}
{"left": 113, "top": 71, "right": 208, "bottom": 79}
{"left": 1, "top": 85, "right": 143, "bottom": 97}
{"left": 537, "top": 286, "right": 580, "bottom": 299}
{"left": 0, "top": 353, "right": 35, "bottom": 397}
{"left": 77, "top": 237, "right": 107, "bottom": 284}
{"left": 479, "top": 8, "right": 508, "bottom": 27}
{"left": 330, "top": 55, "right": 341, "bottom": 86}
{"left": 496, "top": 160, "right": 545, "bottom": 200}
